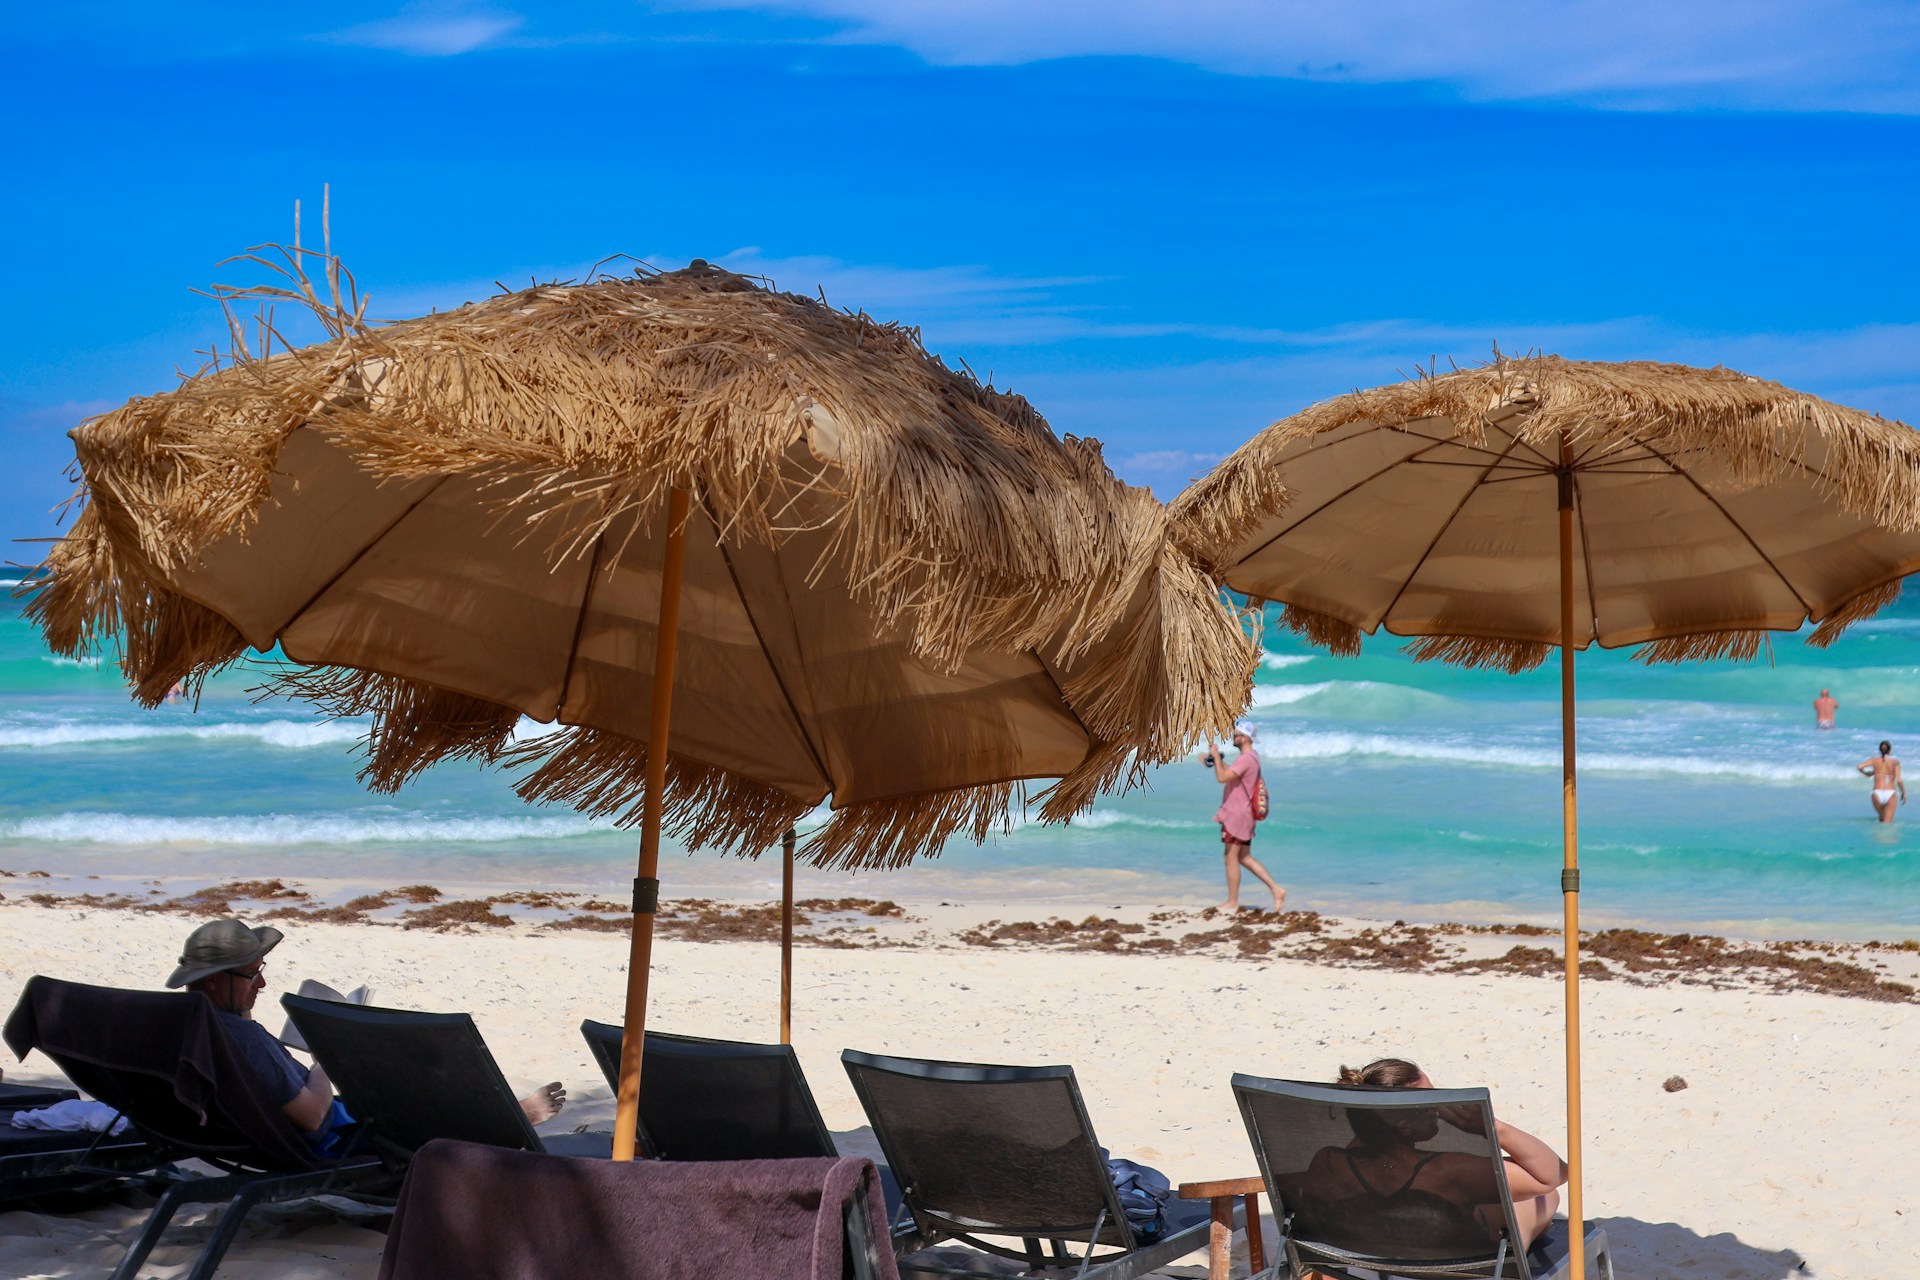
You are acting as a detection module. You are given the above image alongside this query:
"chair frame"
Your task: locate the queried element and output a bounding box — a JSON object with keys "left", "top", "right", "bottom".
{"left": 1232, "top": 1074, "right": 1613, "bottom": 1280}
{"left": 7, "top": 979, "right": 390, "bottom": 1280}
{"left": 844, "top": 1049, "right": 1227, "bottom": 1280}
{"left": 579, "top": 1020, "right": 836, "bottom": 1160}
{"left": 283, "top": 994, "right": 544, "bottom": 1163}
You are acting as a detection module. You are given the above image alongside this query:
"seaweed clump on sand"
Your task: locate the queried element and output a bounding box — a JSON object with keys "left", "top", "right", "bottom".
{"left": 960, "top": 916, "right": 1157, "bottom": 953}
{"left": 402, "top": 899, "right": 515, "bottom": 931}
{"left": 1577, "top": 929, "right": 1917, "bottom": 1002}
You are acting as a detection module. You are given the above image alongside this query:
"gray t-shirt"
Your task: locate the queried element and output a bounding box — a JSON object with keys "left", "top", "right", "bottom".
{"left": 216, "top": 1011, "right": 308, "bottom": 1106}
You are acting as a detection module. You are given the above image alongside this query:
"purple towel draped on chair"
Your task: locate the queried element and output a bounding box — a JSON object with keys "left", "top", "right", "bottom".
{"left": 378, "top": 1139, "right": 900, "bottom": 1280}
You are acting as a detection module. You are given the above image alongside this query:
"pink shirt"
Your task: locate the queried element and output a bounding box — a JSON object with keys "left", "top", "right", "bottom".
{"left": 1214, "top": 750, "right": 1261, "bottom": 843}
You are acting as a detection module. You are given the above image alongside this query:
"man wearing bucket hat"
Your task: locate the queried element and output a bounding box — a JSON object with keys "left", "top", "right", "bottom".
{"left": 167, "top": 918, "right": 350, "bottom": 1145}
{"left": 1204, "top": 719, "right": 1285, "bottom": 914}
{"left": 167, "top": 918, "right": 566, "bottom": 1145}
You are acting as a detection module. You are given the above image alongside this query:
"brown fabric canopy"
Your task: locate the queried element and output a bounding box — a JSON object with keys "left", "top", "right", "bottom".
{"left": 30, "top": 256, "right": 1254, "bottom": 871}
{"left": 1172, "top": 356, "right": 1920, "bottom": 670}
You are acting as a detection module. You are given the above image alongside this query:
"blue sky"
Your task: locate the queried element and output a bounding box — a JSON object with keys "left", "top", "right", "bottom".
{"left": 4, "top": 2, "right": 1918, "bottom": 548}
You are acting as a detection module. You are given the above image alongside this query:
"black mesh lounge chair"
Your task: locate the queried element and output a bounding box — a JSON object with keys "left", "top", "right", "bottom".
{"left": 2, "top": 977, "right": 391, "bottom": 1280}
{"left": 0, "top": 1081, "right": 156, "bottom": 1205}
{"left": 842, "top": 1049, "right": 1221, "bottom": 1280}
{"left": 580, "top": 1020, "right": 837, "bottom": 1161}
{"left": 377, "top": 1139, "right": 900, "bottom": 1280}
{"left": 1232, "top": 1074, "right": 1614, "bottom": 1280}
{"left": 282, "top": 994, "right": 609, "bottom": 1162}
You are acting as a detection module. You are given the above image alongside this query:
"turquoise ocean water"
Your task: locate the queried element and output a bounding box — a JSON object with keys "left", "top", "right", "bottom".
{"left": 3, "top": 587, "right": 1916, "bottom": 940}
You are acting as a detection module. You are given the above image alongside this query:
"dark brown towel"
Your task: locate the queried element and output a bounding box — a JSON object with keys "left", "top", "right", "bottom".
{"left": 3, "top": 975, "right": 325, "bottom": 1172}
{"left": 378, "top": 1140, "right": 900, "bottom": 1280}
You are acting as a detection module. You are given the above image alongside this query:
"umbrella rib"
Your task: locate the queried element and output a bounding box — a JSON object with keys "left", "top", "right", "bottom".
{"left": 700, "top": 496, "right": 835, "bottom": 792}
{"left": 1615, "top": 430, "right": 1818, "bottom": 617}
{"left": 1231, "top": 426, "right": 1475, "bottom": 564}
{"left": 277, "top": 471, "right": 453, "bottom": 633}
{"left": 1573, "top": 473, "right": 1601, "bottom": 646}
{"left": 1375, "top": 423, "right": 1534, "bottom": 627}
{"left": 552, "top": 530, "right": 606, "bottom": 722}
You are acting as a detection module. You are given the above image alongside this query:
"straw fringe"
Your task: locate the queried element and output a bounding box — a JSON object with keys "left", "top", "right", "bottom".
{"left": 1401, "top": 634, "right": 1552, "bottom": 674}
{"left": 1808, "top": 579, "right": 1904, "bottom": 649}
{"left": 259, "top": 668, "right": 524, "bottom": 792}
{"left": 1633, "top": 631, "right": 1771, "bottom": 666}
{"left": 1276, "top": 604, "right": 1364, "bottom": 658}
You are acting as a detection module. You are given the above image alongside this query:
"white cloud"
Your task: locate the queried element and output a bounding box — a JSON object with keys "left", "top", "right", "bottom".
{"left": 655, "top": 1, "right": 1920, "bottom": 113}
{"left": 327, "top": 10, "right": 523, "bottom": 56}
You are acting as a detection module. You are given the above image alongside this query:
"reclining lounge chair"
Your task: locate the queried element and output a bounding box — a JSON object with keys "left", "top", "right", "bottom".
{"left": 3, "top": 976, "right": 391, "bottom": 1280}
{"left": 579, "top": 1020, "right": 836, "bottom": 1161}
{"left": 1232, "top": 1073, "right": 1614, "bottom": 1280}
{"left": 842, "top": 1048, "right": 1221, "bottom": 1280}
{"left": 282, "top": 994, "right": 609, "bottom": 1161}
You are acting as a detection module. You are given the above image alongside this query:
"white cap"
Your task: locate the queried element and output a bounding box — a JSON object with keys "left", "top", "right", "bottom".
{"left": 1234, "top": 719, "right": 1257, "bottom": 740}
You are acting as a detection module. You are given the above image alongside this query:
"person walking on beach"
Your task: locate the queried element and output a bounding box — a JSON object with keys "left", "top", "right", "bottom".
{"left": 1207, "top": 719, "right": 1284, "bottom": 913}
{"left": 1814, "top": 689, "right": 1838, "bottom": 730}
{"left": 1857, "top": 741, "right": 1905, "bottom": 823}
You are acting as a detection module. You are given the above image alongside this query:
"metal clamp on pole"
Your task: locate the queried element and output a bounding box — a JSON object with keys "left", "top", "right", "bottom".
{"left": 1561, "top": 868, "right": 1581, "bottom": 894}
{"left": 633, "top": 876, "right": 661, "bottom": 914}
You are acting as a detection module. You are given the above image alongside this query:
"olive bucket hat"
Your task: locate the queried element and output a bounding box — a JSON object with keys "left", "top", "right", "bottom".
{"left": 165, "top": 918, "right": 284, "bottom": 988}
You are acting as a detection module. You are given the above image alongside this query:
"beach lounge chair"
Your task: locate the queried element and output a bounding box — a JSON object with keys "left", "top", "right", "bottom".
{"left": 580, "top": 1020, "right": 837, "bottom": 1160}
{"left": 2, "top": 976, "right": 391, "bottom": 1280}
{"left": 0, "top": 1080, "right": 156, "bottom": 1205}
{"left": 281, "top": 994, "right": 609, "bottom": 1162}
{"left": 378, "top": 1138, "right": 900, "bottom": 1280}
{"left": 842, "top": 1048, "right": 1222, "bottom": 1280}
{"left": 1232, "top": 1073, "right": 1615, "bottom": 1280}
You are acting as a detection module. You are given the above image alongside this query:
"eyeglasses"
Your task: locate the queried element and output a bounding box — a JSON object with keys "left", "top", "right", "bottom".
{"left": 225, "top": 964, "right": 267, "bottom": 984}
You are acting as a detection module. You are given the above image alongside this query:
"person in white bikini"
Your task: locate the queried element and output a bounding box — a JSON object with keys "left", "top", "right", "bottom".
{"left": 1856, "top": 741, "right": 1905, "bottom": 824}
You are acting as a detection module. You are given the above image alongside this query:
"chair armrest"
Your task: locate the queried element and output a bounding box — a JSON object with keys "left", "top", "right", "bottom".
{"left": 1178, "top": 1175, "right": 1265, "bottom": 1199}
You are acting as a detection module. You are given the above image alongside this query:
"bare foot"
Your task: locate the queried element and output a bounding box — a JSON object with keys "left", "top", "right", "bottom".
{"left": 519, "top": 1081, "right": 566, "bottom": 1126}
{"left": 1272, "top": 888, "right": 1287, "bottom": 912}
{"left": 1212, "top": 903, "right": 1243, "bottom": 913}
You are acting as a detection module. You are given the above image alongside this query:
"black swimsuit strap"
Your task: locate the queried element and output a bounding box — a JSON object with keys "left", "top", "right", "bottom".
{"left": 1342, "top": 1148, "right": 1447, "bottom": 1198}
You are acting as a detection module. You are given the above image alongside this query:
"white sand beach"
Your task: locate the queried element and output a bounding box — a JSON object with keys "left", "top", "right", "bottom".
{"left": 1, "top": 888, "right": 1915, "bottom": 1279}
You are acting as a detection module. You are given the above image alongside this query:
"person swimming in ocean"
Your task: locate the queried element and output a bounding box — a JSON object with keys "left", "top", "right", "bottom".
{"left": 1298, "top": 1057, "right": 1567, "bottom": 1254}
{"left": 1857, "top": 741, "right": 1905, "bottom": 824}
{"left": 1814, "top": 689, "right": 1837, "bottom": 730}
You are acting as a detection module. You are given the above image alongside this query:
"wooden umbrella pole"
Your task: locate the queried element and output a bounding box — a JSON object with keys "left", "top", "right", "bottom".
{"left": 781, "top": 827, "right": 796, "bottom": 1044}
{"left": 1557, "top": 434, "right": 1585, "bottom": 1279}
{"left": 612, "top": 485, "right": 692, "bottom": 1162}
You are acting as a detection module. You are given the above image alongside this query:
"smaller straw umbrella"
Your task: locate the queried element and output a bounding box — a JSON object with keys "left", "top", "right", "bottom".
{"left": 31, "top": 253, "right": 1254, "bottom": 1159}
{"left": 1170, "top": 355, "right": 1920, "bottom": 1280}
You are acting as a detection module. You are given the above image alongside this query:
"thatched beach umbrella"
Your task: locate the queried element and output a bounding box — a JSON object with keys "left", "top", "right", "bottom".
{"left": 30, "top": 254, "right": 1255, "bottom": 1159}
{"left": 1169, "top": 354, "right": 1920, "bottom": 1279}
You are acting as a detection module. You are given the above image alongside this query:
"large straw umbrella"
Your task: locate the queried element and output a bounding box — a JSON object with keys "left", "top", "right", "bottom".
{"left": 29, "top": 254, "right": 1255, "bottom": 1160}
{"left": 1169, "top": 355, "right": 1920, "bottom": 1278}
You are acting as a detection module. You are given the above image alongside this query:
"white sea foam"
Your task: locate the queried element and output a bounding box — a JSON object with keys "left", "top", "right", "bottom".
{"left": 40, "top": 656, "right": 103, "bottom": 669}
{"left": 1069, "top": 810, "right": 1204, "bottom": 831}
{"left": 3, "top": 811, "right": 604, "bottom": 846}
{"left": 1250, "top": 682, "right": 1338, "bottom": 706}
{"left": 1260, "top": 653, "right": 1315, "bottom": 671}
{"left": 0, "top": 718, "right": 367, "bottom": 750}
{"left": 1255, "top": 730, "right": 1851, "bottom": 783}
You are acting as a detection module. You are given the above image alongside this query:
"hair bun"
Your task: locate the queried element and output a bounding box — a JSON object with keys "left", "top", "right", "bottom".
{"left": 1335, "top": 1065, "right": 1363, "bottom": 1085}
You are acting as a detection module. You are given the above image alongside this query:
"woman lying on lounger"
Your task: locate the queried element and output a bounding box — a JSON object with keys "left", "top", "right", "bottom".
{"left": 167, "top": 918, "right": 565, "bottom": 1153}
{"left": 1299, "top": 1057, "right": 1567, "bottom": 1255}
